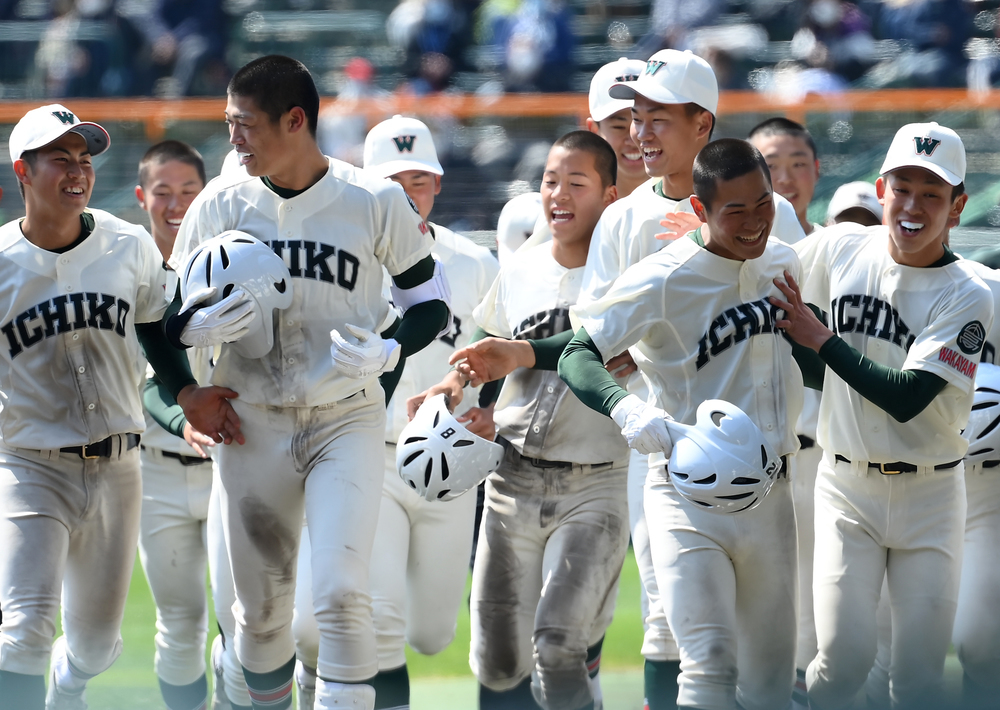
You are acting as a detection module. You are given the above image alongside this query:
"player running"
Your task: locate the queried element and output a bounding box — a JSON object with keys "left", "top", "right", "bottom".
{"left": 164, "top": 56, "right": 449, "bottom": 710}
{"left": 774, "top": 122, "right": 993, "bottom": 710}
{"left": 560, "top": 138, "right": 805, "bottom": 710}
{"left": 0, "top": 105, "right": 234, "bottom": 710}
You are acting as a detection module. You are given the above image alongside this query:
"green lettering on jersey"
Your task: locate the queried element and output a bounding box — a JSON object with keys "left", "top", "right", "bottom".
{"left": 51, "top": 111, "right": 76, "bottom": 125}
{"left": 392, "top": 135, "right": 416, "bottom": 153}
{"left": 913, "top": 136, "right": 941, "bottom": 156}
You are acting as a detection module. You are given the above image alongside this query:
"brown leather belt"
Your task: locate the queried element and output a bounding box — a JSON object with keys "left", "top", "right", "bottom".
{"left": 834, "top": 454, "right": 961, "bottom": 475}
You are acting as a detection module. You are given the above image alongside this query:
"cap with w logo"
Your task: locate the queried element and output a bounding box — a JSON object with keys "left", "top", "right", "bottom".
{"left": 879, "top": 121, "right": 965, "bottom": 186}
{"left": 8, "top": 103, "right": 110, "bottom": 164}
{"left": 607, "top": 49, "right": 718, "bottom": 116}
{"left": 363, "top": 114, "right": 443, "bottom": 179}
{"left": 589, "top": 57, "right": 646, "bottom": 121}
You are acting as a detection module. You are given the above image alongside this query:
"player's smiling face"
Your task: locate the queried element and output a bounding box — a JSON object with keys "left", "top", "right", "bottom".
{"left": 19, "top": 132, "right": 94, "bottom": 215}
{"left": 630, "top": 96, "right": 710, "bottom": 181}
{"left": 593, "top": 108, "right": 645, "bottom": 184}
{"left": 225, "top": 94, "right": 288, "bottom": 178}
{"left": 542, "top": 145, "right": 616, "bottom": 249}
{"left": 694, "top": 167, "right": 775, "bottom": 262}
{"left": 879, "top": 167, "right": 967, "bottom": 267}
{"left": 389, "top": 170, "right": 441, "bottom": 221}
{"left": 136, "top": 160, "right": 204, "bottom": 246}
{"left": 751, "top": 133, "right": 818, "bottom": 225}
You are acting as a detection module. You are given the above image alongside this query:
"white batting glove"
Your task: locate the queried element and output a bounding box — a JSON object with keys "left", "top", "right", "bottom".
{"left": 179, "top": 287, "right": 256, "bottom": 348}
{"left": 611, "top": 393, "right": 674, "bottom": 456}
{"left": 330, "top": 324, "right": 401, "bottom": 379}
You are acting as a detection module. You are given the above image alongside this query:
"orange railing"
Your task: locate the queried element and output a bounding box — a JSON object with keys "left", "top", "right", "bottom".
{"left": 0, "top": 90, "right": 996, "bottom": 140}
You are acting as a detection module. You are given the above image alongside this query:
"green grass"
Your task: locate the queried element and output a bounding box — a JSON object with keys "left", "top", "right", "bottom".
{"left": 82, "top": 548, "right": 646, "bottom": 708}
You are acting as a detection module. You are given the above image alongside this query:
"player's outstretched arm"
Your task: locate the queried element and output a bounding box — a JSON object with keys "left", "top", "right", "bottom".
{"left": 451, "top": 335, "right": 535, "bottom": 387}
{"left": 771, "top": 270, "right": 835, "bottom": 352}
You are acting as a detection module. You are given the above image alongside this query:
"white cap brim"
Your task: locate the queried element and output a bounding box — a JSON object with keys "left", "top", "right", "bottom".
{"left": 12, "top": 122, "right": 110, "bottom": 163}
{"left": 609, "top": 81, "right": 695, "bottom": 107}
{"left": 879, "top": 158, "right": 962, "bottom": 187}
{"left": 367, "top": 158, "right": 443, "bottom": 179}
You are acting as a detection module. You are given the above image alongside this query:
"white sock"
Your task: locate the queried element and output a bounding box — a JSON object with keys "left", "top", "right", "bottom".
{"left": 296, "top": 661, "right": 317, "bottom": 691}
{"left": 314, "top": 678, "right": 375, "bottom": 709}
{"left": 52, "top": 638, "right": 88, "bottom": 693}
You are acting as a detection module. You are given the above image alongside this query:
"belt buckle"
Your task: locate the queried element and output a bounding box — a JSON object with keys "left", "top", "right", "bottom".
{"left": 878, "top": 462, "right": 904, "bottom": 475}
{"left": 80, "top": 444, "right": 100, "bottom": 460}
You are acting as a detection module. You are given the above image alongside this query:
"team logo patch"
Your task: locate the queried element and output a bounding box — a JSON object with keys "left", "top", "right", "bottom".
{"left": 393, "top": 135, "right": 416, "bottom": 153}
{"left": 914, "top": 136, "right": 941, "bottom": 156}
{"left": 958, "top": 320, "right": 986, "bottom": 354}
{"left": 644, "top": 60, "right": 666, "bottom": 76}
{"left": 51, "top": 110, "right": 76, "bottom": 125}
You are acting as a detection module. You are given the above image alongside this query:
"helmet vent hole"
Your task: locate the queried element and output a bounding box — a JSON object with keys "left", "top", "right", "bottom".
{"left": 408, "top": 481, "right": 416, "bottom": 489}
{"left": 672, "top": 471, "right": 689, "bottom": 481}
{"left": 969, "top": 446, "right": 992, "bottom": 457}
{"left": 440, "top": 454, "right": 450, "bottom": 481}
{"left": 404, "top": 436, "right": 427, "bottom": 444}
{"left": 275, "top": 279, "right": 287, "bottom": 294}
{"left": 204, "top": 257, "right": 212, "bottom": 286}
{"left": 433, "top": 412, "right": 440, "bottom": 427}
{"left": 403, "top": 451, "right": 424, "bottom": 466}
{"left": 423, "top": 460, "right": 433, "bottom": 488}
{"left": 981, "top": 415, "right": 1000, "bottom": 439}
{"left": 717, "top": 492, "right": 754, "bottom": 500}
{"left": 760, "top": 445, "right": 768, "bottom": 469}
{"left": 222, "top": 283, "right": 235, "bottom": 299}
{"left": 453, "top": 439, "right": 474, "bottom": 448}
{"left": 219, "top": 245, "right": 230, "bottom": 269}
{"left": 436, "top": 489, "right": 450, "bottom": 499}
{"left": 981, "top": 387, "right": 1000, "bottom": 395}
{"left": 732, "top": 476, "right": 759, "bottom": 485}
{"left": 234, "top": 238, "right": 254, "bottom": 244}
{"left": 710, "top": 410, "right": 726, "bottom": 426}
{"left": 972, "top": 401, "right": 1000, "bottom": 411}
{"left": 693, "top": 474, "right": 717, "bottom": 485}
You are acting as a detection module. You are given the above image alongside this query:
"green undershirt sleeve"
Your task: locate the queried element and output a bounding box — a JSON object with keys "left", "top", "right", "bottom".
{"left": 818, "top": 335, "right": 947, "bottom": 422}
{"left": 558, "top": 329, "right": 629, "bottom": 418}
{"left": 378, "top": 316, "right": 406, "bottom": 404}
{"left": 527, "top": 330, "right": 574, "bottom": 371}
{"left": 136, "top": 315, "right": 198, "bottom": 400}
{"left": 390, "top": 256, "right": 451, "bottom": 358}
{"left": 143, "top": 375, "right": 188, "bottom": 439}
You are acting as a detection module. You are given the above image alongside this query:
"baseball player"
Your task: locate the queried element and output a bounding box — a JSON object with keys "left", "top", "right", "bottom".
{"left": 166, "top": 55, "right": 447, "bottom": 710}
{"left": 774, "top": 122, "right": 993, "bottom": 710}
{"left": 748, "top": 118, "right": 821, "bottom": 236}
{"left": 560, "top": 138, "right": 805, "bottom": 710}
{"left": 134, "top": 140, "right": 222, "bottom": 710}
{"left": 0, "top": 105, "right": 235, "bottom": 710}
{"left": 825, "top": 181, "right": 883, "bottom": 227}
{"left": 289, "top": 115, "right": 499, "bottom": 710}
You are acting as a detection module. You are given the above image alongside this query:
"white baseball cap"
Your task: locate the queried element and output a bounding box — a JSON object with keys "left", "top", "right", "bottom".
{"left": 364, "top": 114, "right": 443, "bottom": 179}
{"left": 8, "top": 104, "right": 110, "bottom": 164}
{"left": 589, "top": 57, "right": 646, "bottom": 122}
{"left": 879, "top": 121, "right": 965, "bottom": 186}
{"left": 826, "top": 181, "right": 883, "bottom": 223}
{"left": 609, "top": 49, "right": 718, "bottom": 115}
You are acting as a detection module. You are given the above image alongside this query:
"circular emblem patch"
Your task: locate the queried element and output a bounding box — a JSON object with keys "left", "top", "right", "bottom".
{"left": 958, "top": 321, "right": 986, "bottom": 355}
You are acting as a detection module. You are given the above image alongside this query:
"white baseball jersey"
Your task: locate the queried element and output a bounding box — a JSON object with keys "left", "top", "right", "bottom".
{"left": 384, "top": 222, "right": 499, "bottom": 441}
{"left": 578, "top": 179, "right": 804, "bottom": 310}
{"left": 475, "top": 242, "right": 629, "bottom": 465}
{"left": 795, "top": 223, "right": 994, "bottom": 465}
{"left": 496, "top": 192, "right": 545, "bottom": 266}
{"left": 965, "top": 259, "right": 1000, "bottom": 365}
{"left": 0, "top": 209, "right": 170, "bottom": 449}
{"left": 572, "top": 232, "right": 805, "bottom": 469}
{"left": 169, "top": 159, "right": 433, "bottom": 408}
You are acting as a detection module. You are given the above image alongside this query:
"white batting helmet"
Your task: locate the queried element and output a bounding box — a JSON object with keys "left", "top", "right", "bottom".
{"left": 665, "top": 400, "right": 782, "bottom": 514}
{"left": 963, "top": 362, "right": 1000, "bottom": 465}
{"left": 181, "top": 231, "right": 292, "bottom": 359}
{"left": 396, "top": 394, "right": 504, "bottom": 502}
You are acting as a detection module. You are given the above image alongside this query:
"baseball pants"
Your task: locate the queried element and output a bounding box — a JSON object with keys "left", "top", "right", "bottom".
{"left": 644, "top": 466, "right": 798, "bottom": 710}
{"left": 626, "top": 448, "right": 679, "bottom": 662}
{"left": 791, "top": 442, "right": 821, "bottom": 672}
{"left": 219, "top": 388, "right": 385, "bottom": 682}
{"left": 138, "top": 446, "right": 213, "bottom": 687}
{"left": 806, "top": 455, "right": 966, "bottom": 710}
{"left": 207, "top": 465, "right": 252, "bottom": 707}
{"left": 470, "top": 446, "right": 629, "bottom": 710}
{"left": 0, "top": 438, "right": 140, "bottom": 678}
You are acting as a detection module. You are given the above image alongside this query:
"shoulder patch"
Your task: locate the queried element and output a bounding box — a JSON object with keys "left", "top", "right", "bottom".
{"left": 958, "top": 320, "right": 986, "bottom": 355}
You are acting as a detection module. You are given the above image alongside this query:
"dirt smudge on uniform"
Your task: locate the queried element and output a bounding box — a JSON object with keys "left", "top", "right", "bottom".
{"left": 239, "top": 494, "right": 298, "bottom": 619}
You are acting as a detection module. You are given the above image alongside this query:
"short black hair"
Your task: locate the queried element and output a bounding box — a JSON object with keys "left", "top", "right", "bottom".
{"left": 228, "top": 55, "right": 320, "bottom": 136}
{"left": 16, "top": 149, "right": 37, "bottom": 201}
{"left": 551, "top": 130, "right": 617, "bottom": 188}
{"left": 952, "top": 181, "right": 965, "bottom": 201}
{"left": 693, "top": 139, "right": 771, "bottom": 211}
{"left": 138, "top": 140, "right": 206, "bottom": 189}
{"left": 748, "top": 117, "right": 817, "bottom": 160}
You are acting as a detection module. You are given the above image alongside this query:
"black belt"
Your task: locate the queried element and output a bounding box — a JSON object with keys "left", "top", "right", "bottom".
{"left": 834, "top": 454, "right": 961, "bottom": 475}
{"left": 61, "top": 433, "right": 140, "bottom": 459}
{"left": 500, "top": 437, "right": 613, "bottom": 470}
{"left": 798, "top": 435, "right": 815, "bottom": 450}
{"left": 140, "top": 445, "right": 210, "bottom": 466}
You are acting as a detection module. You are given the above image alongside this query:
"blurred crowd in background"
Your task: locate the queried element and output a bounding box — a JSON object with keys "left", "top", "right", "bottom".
{"left": 0, "top": 0, "right": 998, "bottom": 102}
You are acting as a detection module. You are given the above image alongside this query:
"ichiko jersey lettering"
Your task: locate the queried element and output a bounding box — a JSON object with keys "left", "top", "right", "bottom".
{"left": 2, "top": 292, "right": 132, "bottom": 358}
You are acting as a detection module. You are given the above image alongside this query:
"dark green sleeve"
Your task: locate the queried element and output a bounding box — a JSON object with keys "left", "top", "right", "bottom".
{"left": 528, "top": 330, "right": 574, "bottom": 371}
{"left": 143, "top": 375, "right": 188, "bottom": 438}
{"left": 390, "top": 256, "right": 450, "bottom": 357}
{"left": 557, "top": 329, "right": 629, "bottom": 417}
{"left": 818, "top": 335, "right": 948, "bottom": 422}
{"left": 136, "top": 313, "right": 198, "bottom": 399}
{"left": 791, "top": 340, "right": 826, "bottom": 390}
{"left": 379, "top": 316, "right": 405, "bottom": 405}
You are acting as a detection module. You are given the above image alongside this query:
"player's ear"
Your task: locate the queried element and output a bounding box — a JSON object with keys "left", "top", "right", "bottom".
{"left": 286, "top": 106, "right": 308, "bottom": 135}
{"left": 875, "top": 176, "right": 886, "bottom": 204}
{"left": 12, "top": 158, "right": 30, "bottom": 186}
{"left": 433, "top": 174, "right": 442, "bottom": 196}
{"left": 135, "top": 185, "right": 148, "bottom": 210}
{"left": 950, "top": 191, "right": 969, "bottom": 222}
{"left": 603, "top": 184, "right": 617, "bottom": 207}
{"left": 690, "top": 195, "right": 708, "bottom": 223}
{"left": 585, "top": 117, "right": 599, "bottom": 135}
